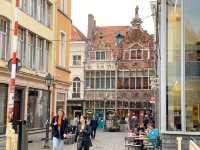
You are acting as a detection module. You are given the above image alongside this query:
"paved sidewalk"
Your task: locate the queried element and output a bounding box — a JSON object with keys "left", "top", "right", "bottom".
{"left": 29, "top": 131, "right": 127, "bottom": 150}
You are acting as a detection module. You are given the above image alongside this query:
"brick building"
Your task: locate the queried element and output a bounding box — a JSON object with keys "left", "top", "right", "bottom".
{"left": 84, "top": 7, "right": 156, "bottom": 125}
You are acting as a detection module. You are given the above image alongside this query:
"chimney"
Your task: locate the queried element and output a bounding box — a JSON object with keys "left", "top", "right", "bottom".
{"left": 87, "top": 14, "right": 96, "bottom": 39}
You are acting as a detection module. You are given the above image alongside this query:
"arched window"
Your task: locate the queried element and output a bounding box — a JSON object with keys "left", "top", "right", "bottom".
{"left": 72, "top": 77, "right": 80, "bottom": 98}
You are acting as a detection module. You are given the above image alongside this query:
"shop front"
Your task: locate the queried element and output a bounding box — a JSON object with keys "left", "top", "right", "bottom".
{"left": 0, "top": 84, "right": 26, "bottom": 134}
{"left": 27, "top": 89, "right": 48, "bottom": 129}
{"left": 67, "top": 101, "right": 83, "bottom": 119}
{"left": 160, "top": 0, "right": 200, "bottom": 149}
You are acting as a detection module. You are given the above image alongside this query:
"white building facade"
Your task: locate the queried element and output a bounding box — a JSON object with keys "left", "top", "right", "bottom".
{"left": 67, "top": 25, "right": 87, "bottom": 118}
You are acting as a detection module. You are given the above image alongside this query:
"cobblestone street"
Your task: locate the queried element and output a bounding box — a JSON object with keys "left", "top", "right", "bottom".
{"left": 29, "top": 131, "right": 126, "bottom": 150}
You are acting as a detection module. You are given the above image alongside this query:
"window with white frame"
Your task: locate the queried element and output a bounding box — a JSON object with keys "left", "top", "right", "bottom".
{"left": 60, "top": 32, "right": 65, "bottom": 67}
{"left": 96, "top": 51, "right": 105, "bottom": 60}
{"left": 73, "top": 55, "right": 81, "bottom": 66}
{"left": 17, "top": 26, "right": 50, "bottom": 72}
{"left": 85, "top": 71, "right": 115, "bottom": 89}
{"left": 0, "top": 16, "right": 9, "bottom": 61}
{"left": 60, "top": 0, "right": 67, "bottom": 14}
{"left": 17, "top": 28, "right": 26, "bottom": 65}
{"left": 27, "top": 32, "right": 35, "bottom": 69}
{"left": 117, "top": 69, "right": 153, "bottom": 90}
{"left": 45, "top": 42, "right": 49, "bottom": 72}
{"left": 56, "top": 93, "right": 65, "bottom": 111}
{"left": 72, "top": 77, "right": 80, "bottom": 98}
{"left": 47, "top": 3, "right": 51, "bottom": 27}
{"left": 38, "top": 38, "right": 44, "bottom": 71}
{"left": 19, "top": 0, "right": 51, "bottom": 27}
{"left": 130, "top": 49, "right": 143, "bottom": 60}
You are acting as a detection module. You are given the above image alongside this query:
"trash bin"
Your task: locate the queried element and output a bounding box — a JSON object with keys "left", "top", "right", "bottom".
{"left": 17, "top": 120, "right": 28, "bottom": 150}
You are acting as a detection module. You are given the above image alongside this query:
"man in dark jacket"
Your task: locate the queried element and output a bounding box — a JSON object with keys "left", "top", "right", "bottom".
{"left": 51, "top": 109, "right": 68, "bottom": 150}
{"left": 129, "top": 113, "right": 139, "bottom": 131}
{"left": 90, "top": 118, "right": 98, "bottom": 139}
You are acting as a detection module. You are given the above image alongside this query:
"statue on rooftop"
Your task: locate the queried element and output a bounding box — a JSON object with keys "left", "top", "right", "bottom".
{"left": 135, "top": 6, "right": 139, "bottom": 18}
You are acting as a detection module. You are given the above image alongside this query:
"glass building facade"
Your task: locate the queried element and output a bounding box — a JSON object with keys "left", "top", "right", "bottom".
{"left": 161, "top": 0, "right": 200, "bottom": 133}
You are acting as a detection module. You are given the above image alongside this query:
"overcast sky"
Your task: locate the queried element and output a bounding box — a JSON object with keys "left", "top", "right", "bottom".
{"left": 72, "top": 0, "right": 155, "bottom": 36}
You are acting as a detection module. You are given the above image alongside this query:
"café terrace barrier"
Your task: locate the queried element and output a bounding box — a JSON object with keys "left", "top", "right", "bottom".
{"left": 190, "top": 137, "right": 200, "bottom": 150}
{"left": 177, "top": 137, "right": 200, "bottom": 150}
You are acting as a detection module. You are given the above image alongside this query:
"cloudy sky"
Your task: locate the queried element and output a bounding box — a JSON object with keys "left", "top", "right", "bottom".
{"left": 72, "top": 0, "right": 155, "bottom": 36}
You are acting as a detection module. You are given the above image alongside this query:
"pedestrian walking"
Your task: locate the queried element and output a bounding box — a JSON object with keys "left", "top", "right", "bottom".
{"left": 72, "top": 115, "right": 79, "bottom": 142}
{"left": 51, "top": 109, "right": 68, "bottom": 150}
{"left": 128, "top": 112, "right": 139, "bottom": 132}
{"left": 77, "top": 115, "right": 92, "bottom": 150}
{"left": 86, "top": 117, "right": 93, "bottom": 138}
{"left": 90, "top": 117, "right": 98, "bottom": 139}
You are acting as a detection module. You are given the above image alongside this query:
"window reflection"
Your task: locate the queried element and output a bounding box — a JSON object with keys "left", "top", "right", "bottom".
{"left": 166, "top": 0, "right": 182, "bottom": 131}
{"left": 184, "top": 0, "right": 200, "bottom": 132}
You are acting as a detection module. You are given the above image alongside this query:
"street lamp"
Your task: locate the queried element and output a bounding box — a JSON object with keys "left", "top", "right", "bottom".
{"left": 43, "top": 73, "right": 53, "bottom": 149}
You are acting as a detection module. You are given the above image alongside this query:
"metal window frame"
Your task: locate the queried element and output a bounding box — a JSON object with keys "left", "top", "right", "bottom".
{"left": 161, "top": 0, "right": 200, "bottom": 135}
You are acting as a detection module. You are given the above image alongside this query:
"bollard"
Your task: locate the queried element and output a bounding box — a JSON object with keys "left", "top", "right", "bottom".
{"left": 17, "top": 120, "right": 28, "bottom": 150}
{"left": 177, "top": 137, "right": 182, "bottom": 150}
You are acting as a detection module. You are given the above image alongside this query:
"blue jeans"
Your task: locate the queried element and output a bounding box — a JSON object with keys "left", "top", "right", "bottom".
{"left": 53, "top": 137, "right": 64, "bottom": 150}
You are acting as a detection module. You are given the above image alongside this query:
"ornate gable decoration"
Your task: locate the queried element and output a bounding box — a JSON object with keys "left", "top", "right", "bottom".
{"left": 128, "top": 42, "right": 143, "bottom": 49}
{"left": 94, "top": 40, "right": 110, "bottom": 50}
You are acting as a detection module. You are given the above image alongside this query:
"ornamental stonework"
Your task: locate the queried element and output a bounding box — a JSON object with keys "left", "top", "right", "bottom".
{"left": 85, "top": 90, "right": 115, "bottom": 101}
{"left": 117, "top": 90, "right": 153, "bottom": 101}
{"left": 118, "top": 62, "right": 154, "bottom": 70}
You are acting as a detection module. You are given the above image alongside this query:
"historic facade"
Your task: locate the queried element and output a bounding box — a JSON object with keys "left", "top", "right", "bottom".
{"left": 67, "top": 25, "right": 87, "bottom": 119}
{"left": 84, "top": 7, "right": 156, "bottom": 123}
{"left": 0, "top": 0, "right": 56, "bottom": 133}
{"left": 52, "top": 0, "right": 72, "bottom": 116}
{"left": 0, "top": 0, "right": 72, "bottom": 134}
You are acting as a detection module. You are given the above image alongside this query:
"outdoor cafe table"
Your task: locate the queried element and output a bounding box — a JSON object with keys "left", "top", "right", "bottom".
{"left": 125, "top": 135, "right": 149, "bottom": 150}
{"left": 134, "top": 137, "right": 149, "bottom": 150}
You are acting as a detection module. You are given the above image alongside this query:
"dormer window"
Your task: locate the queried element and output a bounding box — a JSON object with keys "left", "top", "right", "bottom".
{"left": 115, "top": 32, "right": 124, "bottom": 47}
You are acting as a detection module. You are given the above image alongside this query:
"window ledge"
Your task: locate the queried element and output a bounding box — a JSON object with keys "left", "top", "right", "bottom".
{"left": 70, "top": 65, "right": 82, "bottom": 68}
{"left": 56, "top": 65, "right": 70, "bottom": 73}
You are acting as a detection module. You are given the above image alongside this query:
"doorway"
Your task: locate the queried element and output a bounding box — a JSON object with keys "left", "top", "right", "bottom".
{"left": 14, "top": 89, "right": 24, "bottom": 122}
{"left": 74, "top": 110, "right": 82, "bottom": 119}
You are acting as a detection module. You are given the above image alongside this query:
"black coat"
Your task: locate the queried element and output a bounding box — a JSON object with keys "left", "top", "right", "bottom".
{"left": 90, "top": 119, "right": 98, "bottom": 130}
{"left": 51, "top": 116, "right": 68, "bottom": 140}
{"left": 77, "top": 124, "right": 92, "bottom": 149}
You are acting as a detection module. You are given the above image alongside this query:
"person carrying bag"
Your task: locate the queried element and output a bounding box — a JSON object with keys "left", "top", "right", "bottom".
{"left": 77, "top": 115, "right": 92, "bottom": 150}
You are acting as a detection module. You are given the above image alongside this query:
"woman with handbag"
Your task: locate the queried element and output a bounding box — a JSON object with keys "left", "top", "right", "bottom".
{"left": 77, "top": 115, "right": 92, "bottom": 150}
{"left": 51, "top": 109, "right": 68, "bottom": 150}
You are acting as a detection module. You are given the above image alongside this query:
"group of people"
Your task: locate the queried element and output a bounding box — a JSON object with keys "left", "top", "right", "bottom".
{"left": 51, "top": 109, "right": 98, "bottom": 150}
{"left": 128, "top": 111, "right": 160, "bottom": 147}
